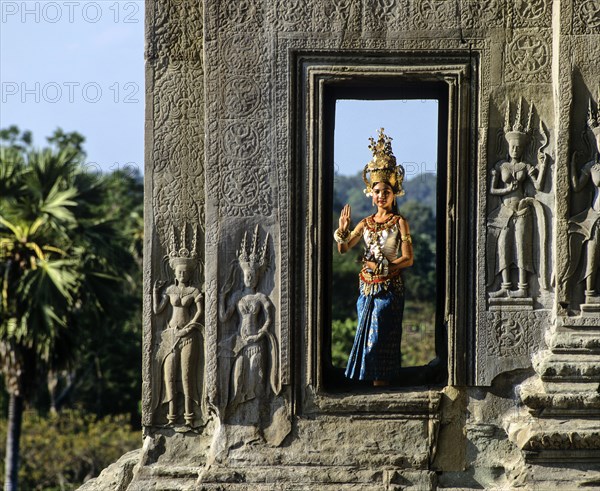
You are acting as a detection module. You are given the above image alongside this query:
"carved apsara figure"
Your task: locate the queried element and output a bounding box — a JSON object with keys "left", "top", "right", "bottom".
{"left": 563, "top": 100, "right": 600, "bottom": 305}
{"left": 152, "top": 227, "right": 203, "bottom": 427}
{"left": 219, "top": 226, "right": 279, "bottom": 413}
{"left": 487, "top": 100, "right": 549, "bottom": 299}
{"left": 334, "top": 129, "right": 414, "bottom": 386}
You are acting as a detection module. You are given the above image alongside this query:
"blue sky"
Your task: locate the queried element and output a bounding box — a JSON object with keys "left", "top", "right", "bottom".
{"left": 0, "top": 2, "right": 438, "bottom": 177}
{"left": 0, "top": 0, "right": 144, "bottom": 173}
{"left": 335, "top": 99, "right": 438, "bottom": 177}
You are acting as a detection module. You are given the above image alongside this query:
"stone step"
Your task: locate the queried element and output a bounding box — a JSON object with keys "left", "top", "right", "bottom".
{"left": 198, "top": 465, "right": 435, "bottom": 486}
{"left": 533, "top": 351, "right": 600, "bottom": 385}
{"left": 518, "top": 377, "right": 600, "bottom": 416}
{"left": 505, "top": 411, "right": 600, "bottom": 462}
{"left": 129, "top": 466, "right": 436, "bottom": 490}
{"left": 547, "top": 331, "right": 600, "bottom": 353}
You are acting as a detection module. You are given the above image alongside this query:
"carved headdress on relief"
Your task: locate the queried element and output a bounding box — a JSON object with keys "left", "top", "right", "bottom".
{"left": 362, "top": 128, "right": 405, "bottom": 197}
{"left": 167, "top": 223, "right": 199, "bottom": 271}
{"left": 238, "top": 224, "right": 269, "bottom": 270}
{"left": 504, "top": 97, "right": 534, "bottom": 146}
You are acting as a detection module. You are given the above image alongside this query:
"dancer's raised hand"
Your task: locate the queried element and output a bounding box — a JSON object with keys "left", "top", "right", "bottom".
{"left": 339, "top": 204, "right": 351, "bottom": 231}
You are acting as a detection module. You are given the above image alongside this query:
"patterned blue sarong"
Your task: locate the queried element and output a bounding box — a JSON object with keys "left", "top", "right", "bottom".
{"left": 345, "top": 278, "right": 404, "bottom": 381}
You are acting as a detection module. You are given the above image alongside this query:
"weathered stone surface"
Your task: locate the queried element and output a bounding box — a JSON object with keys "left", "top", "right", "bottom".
{"left": 77, "top": 449, "right": 140, "bottom": 491}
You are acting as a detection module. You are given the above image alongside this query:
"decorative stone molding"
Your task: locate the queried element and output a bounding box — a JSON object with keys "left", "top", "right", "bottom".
{"left": 573, "top": 0, "right": 600, "bottom": 34}
{"left": 504, "top": 31, "right": 552, "bottom": 83}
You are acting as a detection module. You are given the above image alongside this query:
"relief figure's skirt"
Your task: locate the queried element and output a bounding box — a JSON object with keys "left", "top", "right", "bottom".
{"left": 345, "top": 282, "right": 404, "bottom": 381}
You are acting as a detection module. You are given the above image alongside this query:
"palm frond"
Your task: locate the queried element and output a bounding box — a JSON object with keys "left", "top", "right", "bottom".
{"left": 40, "top": 181, "right": 78, "bottom": 224}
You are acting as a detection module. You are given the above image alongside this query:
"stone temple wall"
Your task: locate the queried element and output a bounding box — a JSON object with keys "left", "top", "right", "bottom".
{"left": 83, "top": 1, "right": 600, "bottom": 489}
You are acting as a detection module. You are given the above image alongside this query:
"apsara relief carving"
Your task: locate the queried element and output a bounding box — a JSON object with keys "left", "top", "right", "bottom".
{"left": 487, "top": 99, "right": 550, "bottom": 309}
{"left": 151, "top": 224, "right": 204, "bottom": 428}
{"left": 562, "top": 100, "right": 600, "bottom": 313}
{"left": 218, "top": 226, "right": 281, "bottom": 427}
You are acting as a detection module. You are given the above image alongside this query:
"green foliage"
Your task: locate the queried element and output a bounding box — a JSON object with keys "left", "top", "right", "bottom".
{"left": 401, "top": 301, "right": 436, "bottom": 367}
{"left": 0, "top": 409, "right": 140, "bottom": 490}
{"left": 331, "top": 318, "right": 357, "bottom": 367}
{"left": 0, "top": 125, "right": 32, "bottom": 151}
{"left": 398, "top": 172, "right": 437, "bottom": 215}
{"left": 0, "top": 143, "right": 96, "bottom": 400}
{"left": 331, "top": 240, "right": 362, "bottom": 320}
{"left": 46, "top": 128, "right": 86, "bottom": 155}
{"left": 0, "top": 127, "right": 144, "bottom": 489}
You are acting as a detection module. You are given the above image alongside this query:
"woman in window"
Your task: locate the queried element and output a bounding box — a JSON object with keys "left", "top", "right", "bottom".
{"left": 334, "top": 129, "right": 414, "bottom": 386}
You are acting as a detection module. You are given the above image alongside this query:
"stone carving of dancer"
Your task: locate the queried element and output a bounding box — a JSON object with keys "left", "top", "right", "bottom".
{"left": 152, "top": 226, "right": 203, "bottom": 427}
{"left": 563, "top": 100, "right": 600, "bottom": 306}
{"left": 219, "top": 226, "right": 279, "bottom": 417}
{"left": 487, "top": 99, "right": 549, "bottom": 300}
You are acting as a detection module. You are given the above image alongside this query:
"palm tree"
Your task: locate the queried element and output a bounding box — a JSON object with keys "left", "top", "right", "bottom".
{"left": 0, "top": 142, "right": 127, "bottom": 490}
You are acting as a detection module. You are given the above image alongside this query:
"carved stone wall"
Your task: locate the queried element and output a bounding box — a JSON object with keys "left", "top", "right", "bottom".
{"left": 87, "top": 0, "right": 600, "bottom": 489}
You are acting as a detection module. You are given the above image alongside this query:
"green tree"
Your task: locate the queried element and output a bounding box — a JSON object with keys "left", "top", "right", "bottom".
{"left": 0, "top": 409, "right": 139, "bottom": 490}
{"left": 0, "top": 126, "right": 32, "bottom": 152}
{"left": 0, "top": 132, "right": 130, "bottom": 490}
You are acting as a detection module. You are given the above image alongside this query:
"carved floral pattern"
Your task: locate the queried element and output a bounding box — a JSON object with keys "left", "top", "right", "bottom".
{"left": 221, "top": 34, "right": 264, "bottom": 73}
{"left": 412, "top": 0, "right": 457, "bottom": 30}
{"left": 325, "top": 0, "right": 353, "bottom": 18}
{"left": 221, "top": 122, "right": 266, "bottom": 161}
{"left": 219, "top": 161, "right": 273, "bottom": 217}
{"left": 511, "top": 0, "right": 550, "bottom": 27}
{"left": 154, "top": 62, "right": 204, "bottom": 124}
{"left": 460, "top": 0, "right": 502, "bottom": 29}
{"left": 313, "top": 0, "right": 360, "bottom": 32}
{"left": 362, "top": 0, "right": 408, "bottom": 31}
{"left": 152, "top": 119, "right": 204, "bottom": 236}
{"left": 524, "top": 431, "right": 600, "bottom": 451}
{"left": 147, "top": 0, "right": 203, "bottom": 61}
{"left": 219, "top": 0, "right": 262, "bottom": 28}
{"left": 267, "top": 0, "right": 310, "bottom": 31}
{"left": 505, "top": 32, "right": 550, "bottom": 83}
{"left": 222, "top": 77, "right": 264, "bottom": 118}
{"left": 491, "top": 319, "right": 526, "bottom": 356}
{"left": 484, "top": 311, "right": 543, "bottom": 358}
{"left": 574, "top": 0, "right": 600, "bottom": 33}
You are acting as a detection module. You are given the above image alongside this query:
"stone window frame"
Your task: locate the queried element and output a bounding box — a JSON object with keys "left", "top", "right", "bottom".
{"left": 294, "top": 52, "right": 478, "bottom": 414}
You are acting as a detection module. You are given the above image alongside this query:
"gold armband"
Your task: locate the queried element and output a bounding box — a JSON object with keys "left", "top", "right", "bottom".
{"left": 401, "top": 234, "right": 412, "bottom": 244}
{"left": 334, "top": 228, "right": 350, "bottom": 244}
{"left": 349, "top": 228, "right": 361, "bottom": 239}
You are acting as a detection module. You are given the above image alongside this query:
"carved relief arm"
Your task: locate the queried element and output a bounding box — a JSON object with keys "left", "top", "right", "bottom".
{"left": 152, "top": 280, "right": 169, "bottom": 314}
{"left": 219, "top": 290, "right": 239, "bottom": 322}
{"left": 530, "top": 152, "right": 548, "bottom": 191}
{"left": 489, "top": 165, "right": 516, "bottom": 196}
{"left": 189, "top": 292, "right": 203, "bottom": 324}
{"left": 570, "top": 152, "right": 590, "bottom": 192}
{"left": 180, "top": 291, "right": 204, "bottom": 336}
{"left": 254, "top": 295, "right": 273, "bottom": 342}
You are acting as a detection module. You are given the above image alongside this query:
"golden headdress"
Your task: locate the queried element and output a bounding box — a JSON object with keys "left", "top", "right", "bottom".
{"left": 362, "top": 128, "right": 405, "bottom": 197}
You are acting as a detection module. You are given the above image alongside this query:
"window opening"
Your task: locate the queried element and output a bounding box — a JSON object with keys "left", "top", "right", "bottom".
{"left": 322, "top": 84, "right": 449, "bottom": 390}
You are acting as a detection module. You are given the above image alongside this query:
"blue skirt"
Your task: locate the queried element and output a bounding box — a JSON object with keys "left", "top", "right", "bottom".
{"left": 345, "top": 280, "right": 404, "bottom": 381}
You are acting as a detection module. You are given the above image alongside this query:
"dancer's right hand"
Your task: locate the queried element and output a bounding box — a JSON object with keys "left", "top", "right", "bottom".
{"left": 339, "top": 204, "right": 351, "bottom": 231}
